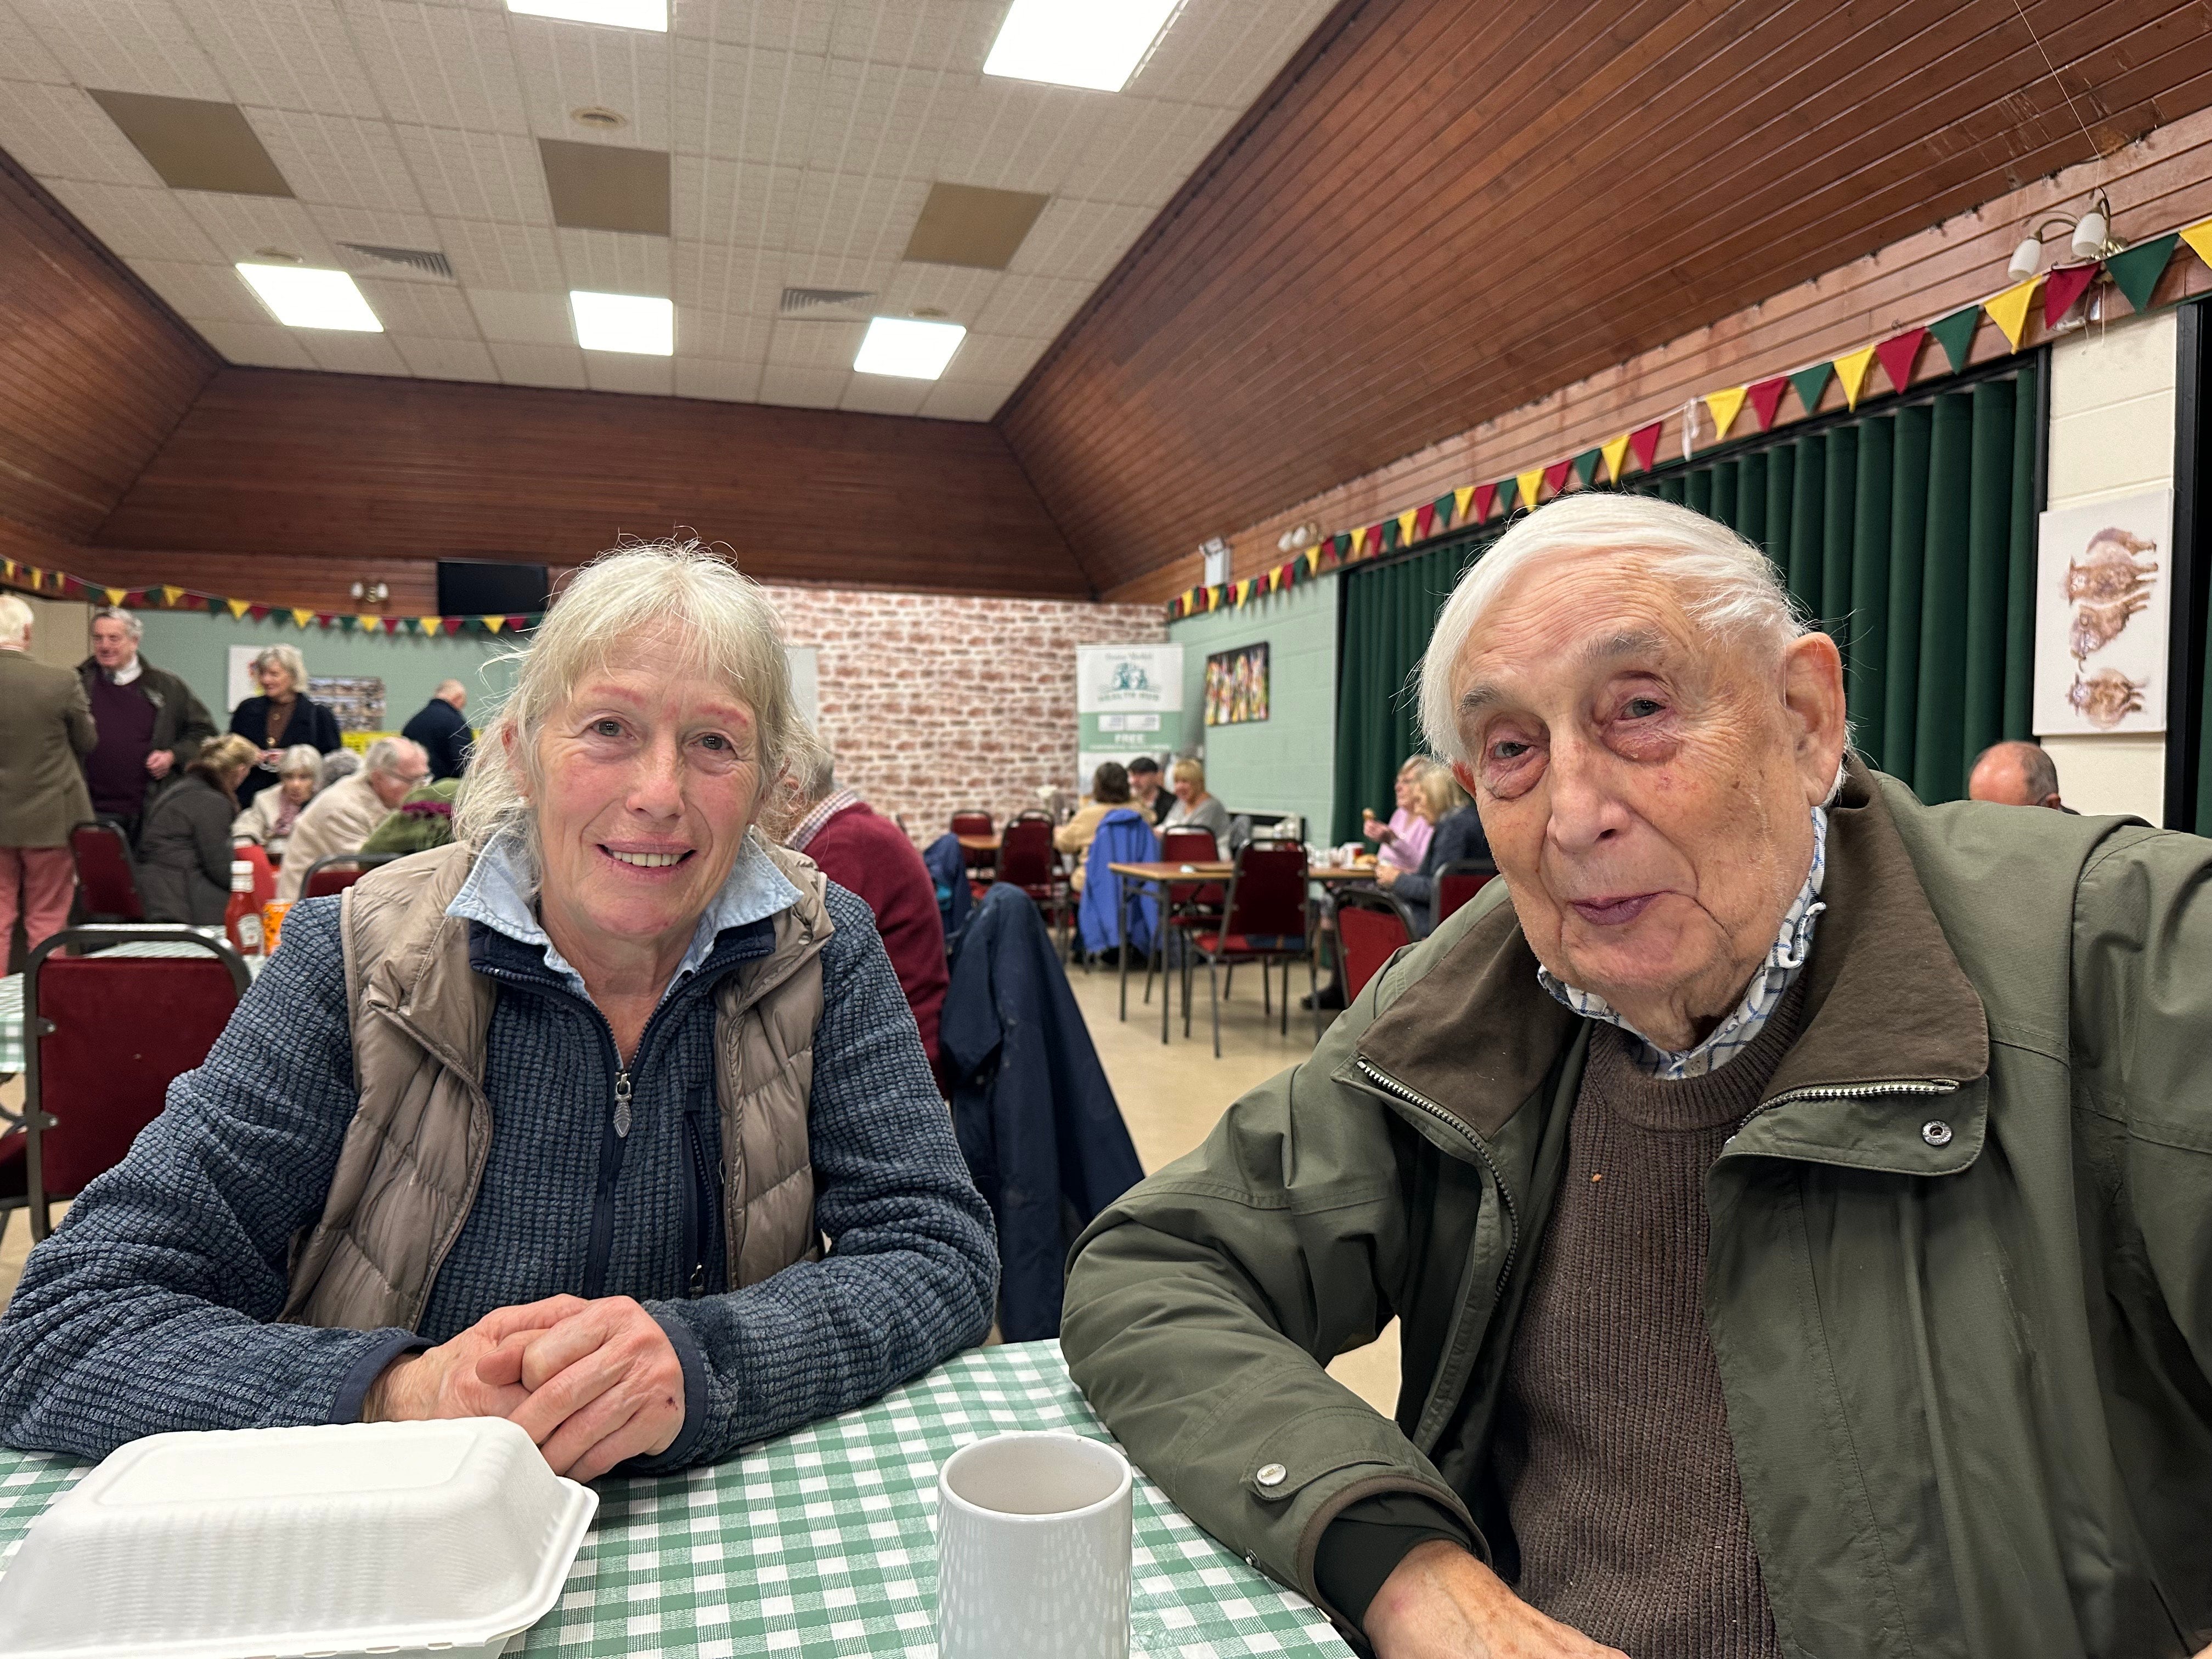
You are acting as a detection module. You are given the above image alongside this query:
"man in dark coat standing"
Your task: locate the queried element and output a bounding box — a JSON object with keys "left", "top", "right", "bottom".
{"left": 0, "top": 595, "right": 97, "bottom": 957}
{"left": 78, "top": 607, "right": 216, "bottom": 842}
{"left": 399, "top": 679, "right": 472, "bottom": 780}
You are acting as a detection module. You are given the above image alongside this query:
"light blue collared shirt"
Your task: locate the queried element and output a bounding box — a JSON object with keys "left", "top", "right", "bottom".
{"left": 445, "top": 827, "right": 801, "bottom": 1007}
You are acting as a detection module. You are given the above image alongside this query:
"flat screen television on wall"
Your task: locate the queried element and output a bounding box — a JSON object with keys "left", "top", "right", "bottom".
{"left": 437, "top": 559, "right": 550, "bottom": 617}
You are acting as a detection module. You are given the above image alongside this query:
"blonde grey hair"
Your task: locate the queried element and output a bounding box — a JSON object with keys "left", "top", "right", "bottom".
{"left": 252, "top": 643, "right": 308, "bottom": 693}
{"left": 278, "top": 743, "right": 324, "bottom": 783}
{"left": 91, "top": 606, "right": 143, "bottom": 640}
{"left": 0, "top": 593, "right": 30, "bottom": 648}
{"left": 363, "top": 736, "right": 424, "bottom": 778}
{"left": 1418, "top": 493, "right": 1806, "bottom": 764}
{"left": 457, "top": 540, "right": 799, "bottom": 855}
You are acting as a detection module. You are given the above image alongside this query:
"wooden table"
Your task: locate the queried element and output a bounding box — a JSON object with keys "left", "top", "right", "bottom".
{"left": 956, "top": 834, "right": 1000, "bottom": 853}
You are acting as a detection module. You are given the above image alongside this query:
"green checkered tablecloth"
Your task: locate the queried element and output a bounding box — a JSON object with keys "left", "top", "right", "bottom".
{"left": 0, "top": 1341, "right": 1350, "bottom": 1657}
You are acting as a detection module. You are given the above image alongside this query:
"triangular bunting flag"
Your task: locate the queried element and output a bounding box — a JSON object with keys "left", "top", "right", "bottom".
{"left": 1493, "top": 478, "right": 1517, "bottom": 515}
{"left": 227, "top": 598, "right": 251, "bottom": 619}
{"left": 1453, "top": 484, "right": 1474, "bottom": 522}
{"left": 1834, "top": 346, "right": 1877, "bottom": 409}
{"left": 484, "top": 616, "right": 505, "bottom": 634}
{"left": 1516, "top": 468, "right": 1545, "bottom": 512}
{"left": 1627, "top": 421, "right": 1663, "bottom": 475}
{"left": 1746, "top": 377, "right": 1788, "bottom": 431}
{"left": 1600, "top": 434, "right": 1632, "bottom": 482}
{"left": 291, "top": 608, "right": 314, "bottom": 628}
{"left": 247, "top": 603, "right": 269, "bottom": 622}
{"left": 1928, "top": 305, "right": 1980, "bottom": 374}
{"left": 1788, "top": 363, "right": 1832, "bottom": 416}
{"left": 1430, "top": 493, "right": 1453, "bottom": 529}
{"left": 1984, "top": 276, "right": 2040, "bottom": 349}
{"left": 1875, "top": 326, "right": 1927, "bottom": 394}
{"left": 1396, "top": 508, "right": 1418, "bottom": 545}
{"left": 1703, "top": 386, "right": 1748, "bottom": 442}
{"left": 2106, "top": 232, "right": 2179, "bottom": 315}
{"left": 1380, "top": 518, "right": 1401, "bottom": 552}
{"left": 1414, "top": 502, "right": 1436, "bottom": 539}
{"left": 2182, "top": 217, "right": 2212, "bottom": 272}
{"left": 104, "top": 587, "right": 126, "bottom": 606}
{"left": 1572, "top": 448, "right": 1601, "bottom": 488}
{"left": 1542, "top": 459, "right": 1572, "bottom": 496}
{"left": 420, "top": 616, "right": 443, "bottom": 637}
{"left": 315, "top": 613, "right": 335, "bottom": 629}
{"left": 200, "top": 594, "right": 223, "bottom": 614}
{"left": 2043, "top": 262, "right": 2097, "bottom": 328}
{"left": 1472, "top": 481, "right": 1497, "bottom": 521}
{"left": 161, "top": 585, "right": 184, "bottom": 606}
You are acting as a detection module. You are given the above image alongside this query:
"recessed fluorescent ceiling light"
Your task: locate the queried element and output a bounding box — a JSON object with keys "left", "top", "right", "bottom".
{"left": 983, "top": 0, "right": 1179, "bottom": 92}
{"left": 507, "top": 0, "right": 666, "bottom": 29}
{"left": 854, "top": 317, "right": 966, "bottom": 380}
{"left": 571, "top": 290, "right": 673, "bottom": 355}
{"left": 235, "top": 263, "right": 381, "bottom": 331}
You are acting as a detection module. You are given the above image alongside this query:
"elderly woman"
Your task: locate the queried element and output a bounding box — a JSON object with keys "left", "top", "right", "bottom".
{"left": 0, "top": 543, "right": 997, "bottom": 1483}
{"left": 229, "top": 743, "right": 324, "bottom": 864}
{"left": 137, "top": 733, "right": 259, "bottom": 923}
{"left": 227, "top": 643, "right": 343, "bottom": 808}
{"left": 1063, "top": 493, "right": 2212, "bottom": 1659}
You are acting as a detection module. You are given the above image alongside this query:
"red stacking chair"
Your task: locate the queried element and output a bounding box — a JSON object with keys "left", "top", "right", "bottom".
{"left": 1184, "top": 843, "right": 1313, "bottom": 1058}
{"left": 1, "top": 926, "right": 251, "bottom": 1240}
{"left": 1435, "top": 857, "right": 1499, "bottom": 924}
{"left": 949, "top": 809, "right": 996, "bottom": 878}
{"left": 1334, "top": 887, "right": 1419, "bottom": 1007}
{"left": 995, "top": 817, "right": 1073, "bottom": 946}
{"left": 67, "top": 821, "right": 144, "bottom": 922}
{"left": 1141, "top": 827, "right": 1219, "bottom": 1011}
{"left": 301, "top": 852, "right": 403, "bottom": 900}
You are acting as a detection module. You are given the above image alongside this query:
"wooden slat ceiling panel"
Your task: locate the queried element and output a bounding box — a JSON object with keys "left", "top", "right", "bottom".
{"left": 95, "top": 367, "right": 1091, "bottom": 599}
{"left": 1000, "top": 0, "right": 2212, "bottom": 589}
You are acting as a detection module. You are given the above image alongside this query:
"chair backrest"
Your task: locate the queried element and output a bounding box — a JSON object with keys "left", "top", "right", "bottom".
{"left": 301, "top": 851, "right": 403, "bottom": 899}
{"left": 1436, "top": 859, "right": 1499, "bottom": 923}
{"left": 1223, "top": 843, "right": 1308, "bottom": 941}
{"left": 24, "top": 927, "right": 249, "bottom": 1203}
{"left": 68, "top": 821, "right": 142, "bottom": 922}
{"left": 1159, "top": 828, "right": 1219, "bottom": 905}
{"left": 1335, "top": 888, "right": 1417, "bottom": 1001}
{"left": 1014, "top": 808, "right": 1054, "bottom": 822}
{"left": 949, "top": 809, "right": 993, "bottom": 837}
{"left": 996, "top": 817, "right": 1057, "bottom": 888}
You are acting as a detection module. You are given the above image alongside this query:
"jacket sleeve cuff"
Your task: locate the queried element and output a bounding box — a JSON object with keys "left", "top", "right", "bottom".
{"left": 1313, "top": 1492, "right": 1477, "bottom": 1633}
{"left": 330, "top": 1330, "right": 432, "bottom": 1424}
{"left": 620, "top": 1311, "right": 710, "bottom": 1475}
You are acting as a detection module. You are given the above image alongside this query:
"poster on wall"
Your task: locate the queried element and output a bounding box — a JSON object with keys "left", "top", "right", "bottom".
{"left": 312, "top": 676, "right": 387, "bottom": 733}
{"left": 1205, "top": 643, "right": 1270, "bottom": 726}
{"left": 1076, "top": 642, "right": 1184, "bottom": 793}
{"left": 2032, "top": 489, "right": 2171, "bottom": 736}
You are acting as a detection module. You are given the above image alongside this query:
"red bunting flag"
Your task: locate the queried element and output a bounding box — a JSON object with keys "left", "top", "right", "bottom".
{"left": 1542, "top": 459, "right": 1572, "bottom": 496}
{"left": 315, "top": 613, "right": 335, "bottom": 629}
{"left": 2043, "top": 263, "right": 2097, "bottom": 328}
{"left": 247, "top": 603, "right": 269, "bottom": 622}
{"left": 1627, "top": 420, "right": 1664, "bottom": 475}
{"left": 1875, "top": 326, "right": 1927, "bottom": 394}
{"left": 1472, "top": 482, "right": 1497, "bottom": 522}
{"left": 1414, "top": 501, "right": 1436, "bottom": 540}
{"left": 1746, "top": 377, "right": 1788, "bottom": 432}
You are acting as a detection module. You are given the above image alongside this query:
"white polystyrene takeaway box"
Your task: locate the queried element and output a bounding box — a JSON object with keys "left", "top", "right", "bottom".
{"left": 0, "top": 1417, "right": 595, "bottom": 1658}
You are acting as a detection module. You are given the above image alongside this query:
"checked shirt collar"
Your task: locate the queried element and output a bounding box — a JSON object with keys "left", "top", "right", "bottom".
{"left": 786, "top": 787, "right": 861, "bottom": 854}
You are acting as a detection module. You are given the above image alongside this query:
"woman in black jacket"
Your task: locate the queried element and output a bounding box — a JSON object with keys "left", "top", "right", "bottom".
{"left": 137, "top": 735, "right": 258, "bottom": 924}
{"left": 227, "top": 644, "right": 342, "bottom": 808}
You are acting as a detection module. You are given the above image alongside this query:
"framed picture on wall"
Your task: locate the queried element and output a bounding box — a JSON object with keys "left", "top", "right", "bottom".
{"left": 2032, "top": 489, "right": 2172, "bottom": 735}
{"left": 1205, "top": 644, "right": 1269, "bottom": 726}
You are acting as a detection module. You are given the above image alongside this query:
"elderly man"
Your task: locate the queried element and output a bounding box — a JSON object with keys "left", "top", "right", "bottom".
{"left": 275, "top": 736, "right": 429, "bottom": 902}
{"left": 1967, "top": 737, "right": 2070, "bottom": 810}
{"left": 402, "top": 679, "right": 472, "bottom": 781}
{"left": 77, "top": 607, "right": 216, "bottom": 841}
{"left": 1062, "top": 493, "right": 2212, "bottom": 1659}
{"left": 0, "top": 595, "right": 95, "bottom": 955}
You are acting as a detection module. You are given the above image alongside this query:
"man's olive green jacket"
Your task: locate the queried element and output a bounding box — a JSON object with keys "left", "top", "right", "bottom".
{"left": 1062, "top": 765, "right": 2212, "bottom": 1658}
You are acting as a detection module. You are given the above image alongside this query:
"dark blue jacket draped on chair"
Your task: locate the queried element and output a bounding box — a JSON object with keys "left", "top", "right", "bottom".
{"left": 1075, "top": 809, "right": 1160, "bottom": 958}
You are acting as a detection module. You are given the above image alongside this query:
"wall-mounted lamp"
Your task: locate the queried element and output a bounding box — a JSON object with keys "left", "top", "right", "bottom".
{"left": 2008, "top": 190, "right": 2125, "bottom": 281}
{"left": 1274, "top": 521, "right": 1321, "bottom": 554}
{"left": 349, "top": 580, "right": 389, "bottom": 606}
{"left": 1199, "top": 537, "right": 1229, "bottom": 588}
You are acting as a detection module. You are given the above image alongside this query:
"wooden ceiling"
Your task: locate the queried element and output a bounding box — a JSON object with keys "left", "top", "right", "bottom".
{"left": 1000, "top": 0, "right": 2212, "bottom": 596}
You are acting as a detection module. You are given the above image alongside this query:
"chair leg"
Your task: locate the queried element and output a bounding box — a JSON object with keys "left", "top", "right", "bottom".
{"left": 1224, "top": 963, "right": 1234, "bottom": 1000}
{"left": 1279, "top": 956, "right": 1289, "bottom": 1036}
{"left": 1208, "top": 955, "right": 1222, "bottom": 1059}
{"left": 1262, "top": 961, "right": 1272, "bottom": 1018}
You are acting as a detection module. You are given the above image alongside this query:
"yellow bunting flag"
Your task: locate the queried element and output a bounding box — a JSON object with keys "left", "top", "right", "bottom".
{"left": 2182, "top": 217, "right": 2212, "bottom": 270}
{"left": 1702, "top": 386, "right": 1748, "bottom": 442}
{"left": 161, "top": 585, "right": 184, "bottom": 606}
{"left": 291, "top": 608, "right": 314, "bottom": 628}
{"left": 1304, "top": 546, "right": 1322, "bottom": 574}
{"left": 357, "top": 615, "right": 380, "bottom": 634}
{"left": 1453, "top": 485, "right": 1474, "bottom": 521}
{"left": 484, "top": 616, "right": 505, "bottom": 634}
{"left": 1600, "top": 433, "right": 1632, "bottom": 482}
{"left": 227, "top": 598, "right": 251, "bottom": 619}
{"left": 104, "top": 587, "right": 127, "bottom": 606}
{"left": 1833, "top": 346, "right": 1878, "bottom": 409}
{"left": 1516, "top": 468, "right": 1545, "bottom": 511}
{"left": 1396, "top": 509, "right": 1418, "bottom": 546}
{"left": 26, "top": 569, "right": 43, "bottom": 589}
{"left": 1983, "top": 276, "right": 2040, "bottom": 350}
{"left": 420, "top": 616, "right": 442, "bottom": 637}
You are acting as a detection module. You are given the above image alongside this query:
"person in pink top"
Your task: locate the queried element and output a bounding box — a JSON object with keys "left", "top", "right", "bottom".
{"left": 1364, "top": 757, "right": 1436, "bottom": 872}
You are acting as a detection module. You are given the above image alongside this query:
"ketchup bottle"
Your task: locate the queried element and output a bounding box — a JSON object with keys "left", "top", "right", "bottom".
{"left": 224, "top": 860, "right": 263, "bottom": 956}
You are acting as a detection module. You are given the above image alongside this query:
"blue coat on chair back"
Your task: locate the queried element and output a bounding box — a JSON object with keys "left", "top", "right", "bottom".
{"left": 1075, "top": 809, "right": 1159, "bottom": 958}
{"left": 922, "top": 833, "right": 972, "bottom": 946}
{"left": 942, "top": 883, "right": 1145, "bottom": 1339}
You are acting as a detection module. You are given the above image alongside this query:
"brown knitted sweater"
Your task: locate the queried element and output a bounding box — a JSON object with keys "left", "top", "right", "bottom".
{"left": 1487, "top": 981, "right": 1806, "bottom": 1659}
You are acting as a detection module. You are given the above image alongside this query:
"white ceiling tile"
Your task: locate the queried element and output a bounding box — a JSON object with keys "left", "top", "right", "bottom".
{"left": 970, "top": 270, "right": 1092, "bottom": 339}
{"left": 136, "top": 258, "right": 272, "bottom": 325}
{"left": 40, "top": 179, "right": 223, "bottom": 262}
{"left": 340, "top": 0, "right": 529, "bottom": 132}
{"left": 676, "top": 306, "right": 771, "bottom": 360}
{"left": 873, "top": 262, "right": 998, "bottom": 322}
{"left": 509, "top": 13, "right": 671, "bottom": 152}
{"left": 0, "top": 0, "right": 71, "bottom": 82}
{"left": 673, "top": 43, "right": 821, "bottom": 168}
{"left": 757, "top": 363, "right": 847, "bottom": 408}
{"left": 934, "top": 331, "right": 1042, "bottom": 383}
{"left": 1005, "top": 196, "right": 1152, "bottom": 283}
{"left": 357, "top": 276, "right": 480, "bottom": 337}
{"left": 254, "top": 109, "right": 424, "bottom": 213}
{"left": 916, "top": 379, "right": 1007, "bottom": 421}
{"left": 302, "top": 203, "right": 445, "bottom": 256}
{"left": 839, "top": 374, "right": 932, "bottom": 416}
{"left": 300, "top": 329, "right": 409, "bottom": 375}
{"left": 469, "top": 287, "right": 573, "bottom": 343}
{"left": 788, "top": 170, "right": 928, "bottom": 263}
{"left": 768, "top": 317, "right": 862, "bottom": 368}
{"left": 0, "top": 83, "right": 166, "bottom": 184}
{"left": 391, "top": 333, "right": 500, "bottom": 381}
{"left": 805, "top": 57, "right": 969, "bottom": 182}
{"left": 584, "top": 352, "right": 673, "bottom": 395}
{"left": 555, "top": 227, "right": 669, "bottom": 295}
{"left": 14, "top": 0, "right": 229, "bottom": 98}
{"left": 188, "top": 316, "right": 318, "bottom": 367}
{"left": 828, "top": 0, "right": 999, "bottom": 74}
{"left": 179, "top": 192, "right": 339, "bottom": 264}
{"left": 170, "top": 0, "right": 382, "bottom": 117}
{"left": 673, "top": 155, "right": 800, "bottom": 251}
{"left": 1132, "top": 0, "right": 1335, "bottom": 109}
{"left": 489, "top": 339, "right": 589, "bottom": 388}
{"left": 939, "top": 76, "right": 1116, "bottom": 196}
{"left": 437, "top": 219, "right": 568, "bottom": 290}
{"left": 393, "top": 125, "right": 551, "bottom": 223}
{"left": 672, "top": 0, "right": 833, "bottom": 54}
{"left": 674, "top": 355, "right": 764, "bottom": 402}
{"left": 669, "top": 241, "right": 781, "bottom": 316}
{"left": 1056, "top": 98, "right": 1233, "bottom": 207}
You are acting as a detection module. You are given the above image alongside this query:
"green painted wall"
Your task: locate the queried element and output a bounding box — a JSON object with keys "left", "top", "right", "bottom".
{"left": 1167, "top": 576, "right": 1338, "bottom": 840}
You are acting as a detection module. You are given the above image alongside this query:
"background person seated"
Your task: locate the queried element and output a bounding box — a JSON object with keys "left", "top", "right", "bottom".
{"left": 1966, "top": 739, "right": 2073, "bottom": 811}
{"left": 1379, "top": 763, "right": 1488, "bottom": 936}
{"left": 1056, "top": 761, "right": 1133, "bottom": 894}
{"left": 230, "top": 744, "right": 325, "bottom": 866}
{"left": 275, "top": 737, "right": 430, "bottom": 902}
{"left": 1127, "top": 755, "right": 1172, "bottom": 825}
{"left": 1161, "top": 757, "right": 1230, "bottom": 842}
{"left": 1363, "top": 757, "right": 1436, "bottom": 872}
{"left": 0, "top": 541, "right": 996, "bottom": 1482}
{"left": 359, "top": 777, "right": 462, "bottom": 857}
{"left": 138, "top": 733, "right": 260, "bottom": 924}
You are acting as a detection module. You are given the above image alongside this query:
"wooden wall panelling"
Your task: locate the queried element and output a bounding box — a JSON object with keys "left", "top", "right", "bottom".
{"left": 0, "top": 151, "right": 216, "bottom": 540}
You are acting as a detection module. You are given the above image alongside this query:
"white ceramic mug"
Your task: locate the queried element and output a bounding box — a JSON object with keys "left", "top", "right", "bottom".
{"left": 936, "top": 1432, "right": 1132, "bottom": 1659}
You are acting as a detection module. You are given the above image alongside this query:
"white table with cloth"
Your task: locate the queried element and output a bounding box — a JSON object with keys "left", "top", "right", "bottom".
{"left": 0, "top": 1341, "right": 1352, "bottom": 1657}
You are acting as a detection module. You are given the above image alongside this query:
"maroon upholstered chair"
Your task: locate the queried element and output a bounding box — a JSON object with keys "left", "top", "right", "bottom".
{"left": 1435, "top": 858, "right": 1499, "bottom": 924}
{"left": 1184, "top": 843, "right": 1312, "bottom": 1057}
{"left": 1141, "top": 827, "right": 1220, "bottom": 1012}
{"left": 300, "top": 852, "right": 403, "bottom": 900}
{"left": 995, "top": 817, "right": 1072, "bottom": 945}
{"left": 67, "top": 821, "right": 143, "bottom": 922}
{"left": 950, "top": 809, "right": 996, "bottom": 874}
{"left": 1334, "top": 887, "right": 1419, "bottom": 1006}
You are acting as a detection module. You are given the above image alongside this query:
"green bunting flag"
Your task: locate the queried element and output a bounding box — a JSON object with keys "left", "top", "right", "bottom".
{"left": 1571, "top": 448, "right": 1601, "bottom": 488}
{"left": 1494, "top": 476, "right": 1519, "bottom": 515}
{"left": 1788, "top": 362, "right": 1832, "bottom": 416}
{"left": 2105, "top": 233, "right": 2179, "bottom": 315}
{"left": 1927, "top": 304, "right": 1980, "bottom": 374}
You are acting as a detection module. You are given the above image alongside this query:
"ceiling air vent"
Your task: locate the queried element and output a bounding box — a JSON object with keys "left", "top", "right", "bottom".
{"left": 780, "top": 287, "right": 874, "bottom": 316}
{"left": 338, "top": 242, "right": 454, "bottom": 280}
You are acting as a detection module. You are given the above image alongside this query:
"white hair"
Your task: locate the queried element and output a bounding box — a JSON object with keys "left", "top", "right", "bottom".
{"left": 91, "top": 606, "right": 143, "bottom": 641}
{"left": 0, "top": 593, "right": 30, "bottom": 648}
{"left": 456, "top": 540, "right": 799, "bottom": 860}
{"left": 363, "top": 736, "right": 425, "bottom": 777}
{"left": 252, "top": 642, "right": 308, "bottom": 693}
{"left": 278, "top": 743, "right": 324, "bottom": 783}
{"left": 1418, "top": 493, "right": 1807, "bottom": 763}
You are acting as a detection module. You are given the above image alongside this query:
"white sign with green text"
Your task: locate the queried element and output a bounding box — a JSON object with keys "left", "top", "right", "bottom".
{"left": 1075, "top": 644, "right": 1183, "bottom": 793}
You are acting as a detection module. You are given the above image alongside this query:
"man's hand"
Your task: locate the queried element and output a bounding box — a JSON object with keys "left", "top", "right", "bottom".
{"left": 1365, "top": 1541, "right": 1627, "bottom": 1659}
{"left": 493, "top": 1296, "right": 686, "bottom": 1483}
{"left": 145, "top": 749, "right": 174, "bottom": 778}
{"left": 362, "top": 1295, "right": 587, "bottom": 1424}
{"left": 1377, "top": 863, "right": 1402, "bottom": 888}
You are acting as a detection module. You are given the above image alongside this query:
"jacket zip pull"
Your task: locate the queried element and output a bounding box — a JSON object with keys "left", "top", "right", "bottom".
{"left": 613, "top": 1069, "right": 633, "bottom": 1139}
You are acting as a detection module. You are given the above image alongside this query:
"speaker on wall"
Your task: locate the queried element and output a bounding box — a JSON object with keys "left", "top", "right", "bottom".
{"left": 437, "top": 560, "right": 550, "bottom": 617}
